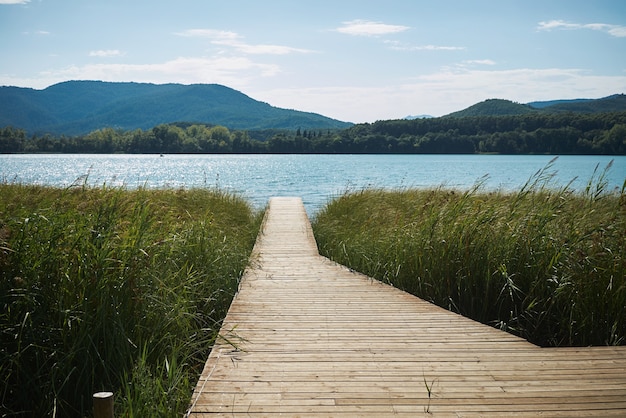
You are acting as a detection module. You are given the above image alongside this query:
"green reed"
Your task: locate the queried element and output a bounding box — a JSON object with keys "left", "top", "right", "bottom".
{"left": 0, "top": 183, "right": 262, "bottom": 417}
{"left": 313, "top": 161, "right": 625, "bottom": 347}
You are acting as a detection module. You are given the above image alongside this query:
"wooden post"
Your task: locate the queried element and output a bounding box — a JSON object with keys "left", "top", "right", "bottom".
{"left": 93, "top": 392, "right": 114, "bottom": 418}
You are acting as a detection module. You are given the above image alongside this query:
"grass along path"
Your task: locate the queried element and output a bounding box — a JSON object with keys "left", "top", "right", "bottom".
{"left": 313, "top": 162, "right": 626, "bottom": 347}
{"left": 0, "top": 184, "right": 263, "bottom": 417}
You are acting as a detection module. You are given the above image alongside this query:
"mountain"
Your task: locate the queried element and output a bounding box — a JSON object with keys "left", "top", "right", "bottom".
{"left": 444, "top": 95, "right": 626, "bottom": 118}
{"left": 445, "top": 99, "right": 536, "bottom": 118}
{"left": 0, "top": 81, "right": 352, "bottom": 135}
{"left": 404, "top": 114, "right": 434, "bottom": 120}
{"left": 526, "top": 98, "right": 594, "bottom": 109}
{"left": 529, "top": 94, "right": 626, "bottom": 113}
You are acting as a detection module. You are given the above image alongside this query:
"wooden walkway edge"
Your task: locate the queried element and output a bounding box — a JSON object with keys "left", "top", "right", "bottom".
{"left": 187, "top": 197, "right": 626, "bottom": 417}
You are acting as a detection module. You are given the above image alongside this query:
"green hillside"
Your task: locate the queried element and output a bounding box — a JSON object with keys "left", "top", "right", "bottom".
{"left": 446, "top": 95, "right": 626, "bottom": 118}
{"left": 527, "top": 98, "right": 593, "bottom": 109}
{"left": 537, "top": 94, "right": 626, "bottom": 113}
{"left": 0, "top": 81, "right": 351, "bottom": 135}
{"left": 445, "top": 99, "right": 536, "bottom": 117}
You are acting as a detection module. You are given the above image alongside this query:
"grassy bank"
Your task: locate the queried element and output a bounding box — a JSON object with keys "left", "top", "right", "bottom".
{"left": 0, "top": 184, "right": 263, "bottom": 417}
{"left": 313, "top": 162, "right": 626, "bottom": 347}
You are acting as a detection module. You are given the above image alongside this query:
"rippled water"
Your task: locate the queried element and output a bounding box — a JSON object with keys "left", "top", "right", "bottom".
{"left": 1, "top": 154, "right": 624, "bottom": 214}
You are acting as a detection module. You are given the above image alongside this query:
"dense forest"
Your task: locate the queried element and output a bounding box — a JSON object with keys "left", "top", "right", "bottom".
{"left": 2, "top": 111, "right": 625, "bottom": 155}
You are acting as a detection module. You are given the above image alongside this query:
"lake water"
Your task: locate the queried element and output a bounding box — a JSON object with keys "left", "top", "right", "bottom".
{"left": 1, "top": 154, "right": 624, "bottom": 215}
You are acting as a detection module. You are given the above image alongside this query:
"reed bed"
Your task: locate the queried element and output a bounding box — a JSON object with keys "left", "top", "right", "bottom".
{"left": 313, "top": 161, "right": 626, "bottom": 347}
{"left": 0, "top": 183, "right": 263, "bottom": 417}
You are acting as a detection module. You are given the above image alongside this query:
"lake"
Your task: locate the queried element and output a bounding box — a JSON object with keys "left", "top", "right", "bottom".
{"left": 1, "top": 154, "right": 624, "bottom": 215}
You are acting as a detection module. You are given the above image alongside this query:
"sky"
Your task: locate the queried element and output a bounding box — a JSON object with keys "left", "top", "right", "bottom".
{"left": 1, "top": 0, "right": 625, "bottom": 123}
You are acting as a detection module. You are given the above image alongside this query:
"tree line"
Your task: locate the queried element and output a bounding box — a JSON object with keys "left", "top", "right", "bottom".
{"left": 1, "top": 111, "right": 625, "bottom": 155}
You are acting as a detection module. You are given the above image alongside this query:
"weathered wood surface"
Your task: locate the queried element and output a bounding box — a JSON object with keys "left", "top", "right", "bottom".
{"left": 187, "top": 197, "right": 626, "bottom": 417}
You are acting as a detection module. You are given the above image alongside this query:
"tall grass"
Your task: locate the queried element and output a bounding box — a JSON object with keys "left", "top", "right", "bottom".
{"left": 313, "top": 161, "right": 626, "bottom": 347}
{"left": 0, "top": 183, "right": 263, "bottom": 417}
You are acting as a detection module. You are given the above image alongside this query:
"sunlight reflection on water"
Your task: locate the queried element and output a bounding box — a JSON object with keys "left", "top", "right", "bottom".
{"left": 1, "top": 154, "right": 624, "bottom": 215}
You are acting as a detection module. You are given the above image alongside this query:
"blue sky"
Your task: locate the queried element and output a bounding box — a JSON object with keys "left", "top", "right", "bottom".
{"left": 1, "top": 0, "right": 625, "bottom": 123}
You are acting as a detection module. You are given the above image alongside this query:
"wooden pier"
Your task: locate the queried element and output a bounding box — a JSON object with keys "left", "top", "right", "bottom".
{"left": 187, "top": 197, "right": 626, "bottom": 417}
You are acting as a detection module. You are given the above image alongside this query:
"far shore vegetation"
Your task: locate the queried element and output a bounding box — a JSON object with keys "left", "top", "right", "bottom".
{"left": 2, "top": 109, "right": 626, "bottom": 155}
{"left": 312, "top": 160, "right": 626, "bottom": 347}
{"left": 1, "top": 184, "right": 263, "bottom": 417}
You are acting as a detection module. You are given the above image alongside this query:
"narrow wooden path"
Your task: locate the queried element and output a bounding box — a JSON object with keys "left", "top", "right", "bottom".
{"left": 188, "top": 197, "right": 626, "bottom": 417}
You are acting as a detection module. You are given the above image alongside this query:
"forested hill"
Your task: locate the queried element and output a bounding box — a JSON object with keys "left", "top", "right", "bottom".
{"left": 446, "top": 95, "right": 626, "bottom": 118}
{"left": 445, "top": 99, "right": 536, "bottom": 117}
{"left": 2, "top": 110, "right": 624, "bottom": 154}
{"left": 343, "top": 111, "right": 626, "bottom": 154}
{"left": 530, "top": 94, "right": 626, "bottom": 113}
{"left": 0, "top": 81, "right": 352, "bottom": 135}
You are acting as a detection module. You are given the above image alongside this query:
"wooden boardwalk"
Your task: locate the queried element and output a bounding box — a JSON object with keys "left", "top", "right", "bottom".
{"left": 187, "top": 197, "right": 626, "bottom": 417}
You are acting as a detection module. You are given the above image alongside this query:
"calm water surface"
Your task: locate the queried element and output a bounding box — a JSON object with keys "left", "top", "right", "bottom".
{"left": 1, "top": 154, "right": 624, "bottom": 215}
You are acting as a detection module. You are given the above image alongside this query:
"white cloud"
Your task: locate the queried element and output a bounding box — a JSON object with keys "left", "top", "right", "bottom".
{"left": 0, "top": 0, "right": 30, "bottom": 4}
{"left": 175, "top": 28, "right": 314, "bottom": 55}
{"left": 1, "top": 56, "right": 281, "bottom": 90}
{"left": 22, "top": 30, "right": 50, "bottom": 36}
{"left": 607, "top": 26, "right": 626, "bottom": 38}
{"left": 252, "top": 68, "right": 626, "bottom": 123}
{"left": 385, "top": 40, "right": 465, "bottom": 51}
{"left": 462, "top": 59, "right": 497, "bottom": 66}
{"left": 537, "top": 20, "right": 578, "bottom": 31}
{"left": 215, "top": 41, "right": 313, "bottom": 55}
{"left": 407, "top": 68, "right": 626, "bottom": 110}
{"left": 538, "top": 19, "right": 626, "bottom": 38}
{"left": 335, "top": 20, "right": 410, "bottom": 37}
{"left": 176, "top": 29, "right": 240, "bottom": 42}
{"left": 89, "top": 50, "right": 124, "bottom": 58}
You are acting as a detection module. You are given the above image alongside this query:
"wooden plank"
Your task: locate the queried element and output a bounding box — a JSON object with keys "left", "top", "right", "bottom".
{"left": 187, "top": 196, "right": 626, "bottom": 417}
